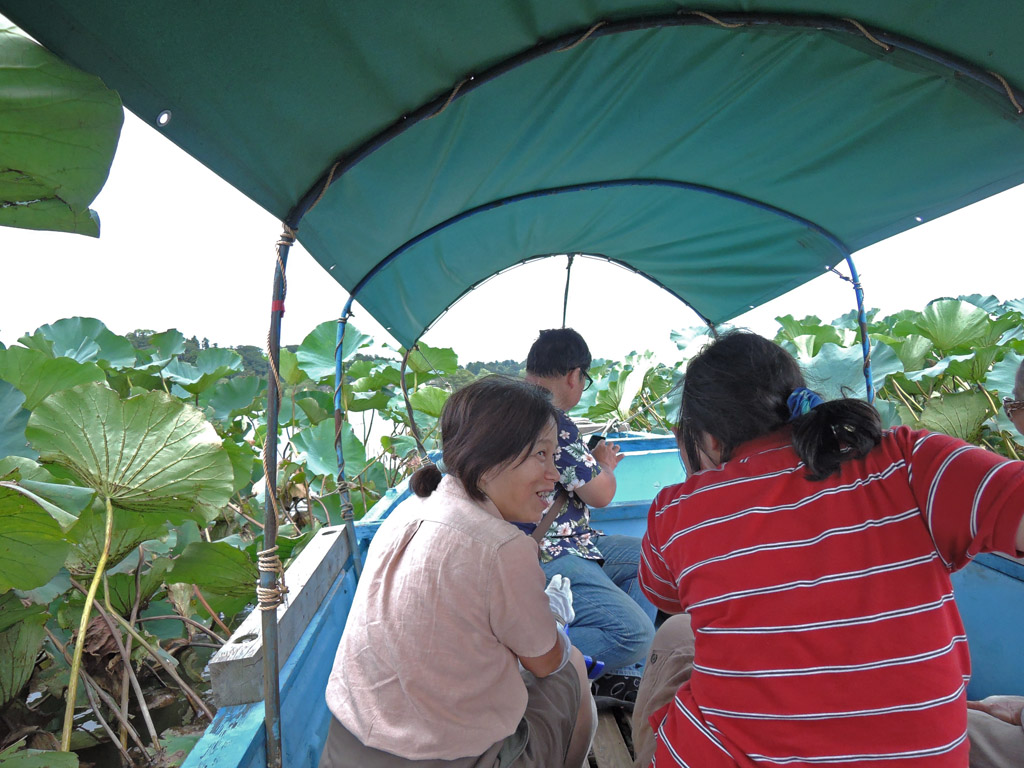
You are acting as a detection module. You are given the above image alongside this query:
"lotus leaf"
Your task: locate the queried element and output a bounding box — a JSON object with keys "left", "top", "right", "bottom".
{"left": 25, "top": 382, "right": 233, "bottom": 521}
{"left": 279, "top": 349, "right": 308, "bottom": 387}
{"left": 101, "top": 558, "right": 171, "bottom": 616}
{"left": 0, "top": 593, "right": 48, "bottom": 708}
{"left": 296, "top": 321, "right": 373, "bottom": 382}
{"left": 914, "top": 391, "right": 993, "bottom": 443}
{"left": 984, "top": 350, "right": 1024, "bottom": 434}
{"left": 63, "top": 505, "right": 169, "bottom": 576}
{"left": 0, "top": 26, "right": 122, "bottom": 237}
{"left": 0, "top": 347, "right": 105, "bottom": 410}
{"left": 19, "top": 318, "right": 136, "bottom": 368}
{"left": 291, "top": 419, "right": 387, "bottom": 493}
{"left": 0, "top": 381, "right": 33, "bottom": 460}
{"left": 204, "top": 376, "right": 263, "bottom": 423}
{"left": 911, "top": 300, "right": 994, "bottom": 353}
{"left": 796, "top": 342, "right": 903, "bottom": 402}
{"left": 408, "top": 386, "right": 450, "bottom": 419}
{"left": 168, "top": 540, "right": 257, "bottom": 602}
{"left": 871, "top": 334, "right": 934, "bottom": 373}
{"left": 0, "top": 483, "right": 71, "bottom": 591}
{"left": 163, "top": 348, "right": 243, "bottom": 395}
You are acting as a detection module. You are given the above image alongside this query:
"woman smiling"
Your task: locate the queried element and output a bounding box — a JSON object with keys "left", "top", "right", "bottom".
{"left": 320, "top": 375, "right": 595, "bottom": 768}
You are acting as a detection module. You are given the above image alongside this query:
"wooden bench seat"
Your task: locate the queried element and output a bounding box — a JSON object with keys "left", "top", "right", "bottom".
{"left": 589, "top": 709, "right": 634, "bottom": 768}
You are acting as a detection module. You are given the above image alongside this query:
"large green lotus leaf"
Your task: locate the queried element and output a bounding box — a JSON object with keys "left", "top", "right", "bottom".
{"left": 0, "top": 381, "right": 33, "bottom": 460}
{"left": 795, "top": 342, "right": 903, "bottom": 402}
{"left": 101, "top": 558, "right": 171, "bottom": 616}
{"left": 291, "top": 419, "right": 387, "bottom": 492}
{"left": 204, "top": 376, "right": 263, "bottom": 423}
{"left": 910, "top": 300, "right": 995, "bottom": 353}
{"left": 25, "top": 383, "right": 233, "bottom": 521}
{"left": 131, "top": 329, "right": 187, "bottom": 374}
{"left": 0, "top": 481, "right": 78, "bottom": 531}
{"left": 295, "top": 390, "right": 332, "bottom": 425}
{"left": 64, "top": 504, "right": 169, "bottom": 576}
{"left": 19, "top": 318, "right": 136, "bottom": 368}
{"left": 17, "top": 479, "right": 94, "bottom": 517}
{"left": 775, "top": 315, "right": 844, "bottom": 356}
{"left": 168, "top": 541, "right": 256, "bottom": 601}
{"left": 408, "top": 386, "right": 450, "bottom": 419}
{"left": 296, "top": 321, "right": 373, "bottom": 382}
{"left": 0, "top": 457, "right": 49, "bottom": 482}
{"left": 984, "top": 350, "right": 1024, "bottom": 434}
{"left": 279, "top": 349, "right": 308, "bottom": 387}
{"left": 403, "top": 342, "right": 458, "bottom": 378}
{"left": 943, "top": 346, "right": 1003, "bottom": 384}
{"left": 0, "top": 347, "right": 105, "bottom": 410}
{"left": 959, "top": 294, "right": 1006, "bottom": 314}
{"left": 221, "top": 440, "right": 257, "bottom": 493}
{"left": 0, "top": 743, "right": 79, "bottom": 768}
{"left": 0, "top": 27, "right": 122, "bottom": 237}
{"left": 0, "top": 592, "right": 47, "bottom": 708}
{"left": 915, "top": 391, "right": 993, "bottom": 443}
{"left": 163, "top": 348, "right": 243, "bottom": 395}
{"left": 901, "top": 354, "right": 974, "bottom": 384}
{"left": 871, "top": 334, "right": 934, "bottom": 373}
{"left": 0, "top": 484, "right": 71, "bottom": 590}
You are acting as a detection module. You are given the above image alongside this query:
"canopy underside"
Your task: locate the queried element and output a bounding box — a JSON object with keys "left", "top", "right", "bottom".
{"left": 4, "top": 1, "right": 1023, "bottom": 345}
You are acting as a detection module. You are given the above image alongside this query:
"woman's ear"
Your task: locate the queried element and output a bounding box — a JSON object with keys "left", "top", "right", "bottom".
{"left": 699, "top": 433, "right": 723, "bottom": 469}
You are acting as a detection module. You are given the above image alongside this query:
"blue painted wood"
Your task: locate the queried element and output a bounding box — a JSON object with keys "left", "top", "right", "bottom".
{"left": 183, "top": 564, "right": 358, "bottom": 768}
{"left": 951, "top": 554, "right": 1024, "bottom": 699}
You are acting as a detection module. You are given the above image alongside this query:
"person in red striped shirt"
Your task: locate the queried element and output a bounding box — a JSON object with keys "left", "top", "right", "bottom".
{"left": 632, "top": 331, "right": 1024, "bottom": 768}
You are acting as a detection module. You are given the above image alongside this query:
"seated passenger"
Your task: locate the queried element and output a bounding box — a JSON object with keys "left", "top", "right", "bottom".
{"left": 320, "top": 376, "right": 595, "bottom": 768}
{"left": 631, "top": 332, "right": 1024, "bottom": 768}
{"left": 524, "top": 328, "right": 656, "bottom": 709}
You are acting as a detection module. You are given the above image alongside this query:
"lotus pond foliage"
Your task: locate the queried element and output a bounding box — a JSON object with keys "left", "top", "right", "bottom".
{"left": 0, "top": 295, "right": 1021, "bottom": 765}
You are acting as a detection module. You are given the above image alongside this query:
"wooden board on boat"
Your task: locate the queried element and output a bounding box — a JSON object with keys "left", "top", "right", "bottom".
{"left": 208, "top": 526, "right": 352, "bottom": 706}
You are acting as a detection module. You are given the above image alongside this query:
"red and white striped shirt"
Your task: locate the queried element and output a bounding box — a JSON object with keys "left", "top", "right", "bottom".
{"left": 639, "top": 426, "right": 1024, "bottom": 768}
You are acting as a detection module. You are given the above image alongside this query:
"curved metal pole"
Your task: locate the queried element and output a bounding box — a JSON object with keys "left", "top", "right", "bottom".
{"left": 562, "top": 254, "right": 575, "bottom": 328}
{"left": 260, "top": 232, "right": 290, "bottom": 768}
{"left": 843, "top": 255, "right": 875, "bottom": 403}
{"left": 334, "top": 298, "right": 363, "bottom": 577}
{"left": 400, "top": 345, "right": 429, "bottom": 459}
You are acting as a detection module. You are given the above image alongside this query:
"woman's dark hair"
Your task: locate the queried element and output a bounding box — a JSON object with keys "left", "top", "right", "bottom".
{"left": 678, "top": 331, "right": 881, "bottom": 480}
{"left": 409, "top": 375, "right": 558, "bottom": 499}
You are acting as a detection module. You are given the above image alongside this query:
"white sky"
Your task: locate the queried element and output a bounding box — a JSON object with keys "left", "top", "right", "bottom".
{"left": 2, "top": 110, "right": 1021, "bottom": 365}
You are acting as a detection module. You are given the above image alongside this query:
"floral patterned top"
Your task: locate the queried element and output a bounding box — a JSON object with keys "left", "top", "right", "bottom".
{"left": 538, "top": 410, "right": 604, "bottom": 564}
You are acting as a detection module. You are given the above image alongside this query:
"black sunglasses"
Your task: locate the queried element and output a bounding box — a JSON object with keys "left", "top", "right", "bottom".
{"left": 580, "top": 367, "right": 593, "bottom": 391}
{"left": 1003, "top": 396, "right": 1024, "bottom": 419}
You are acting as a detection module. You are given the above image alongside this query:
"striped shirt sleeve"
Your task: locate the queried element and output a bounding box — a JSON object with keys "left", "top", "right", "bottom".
{"left": 903, "top": 429, "right": 1024, "bottom": 569}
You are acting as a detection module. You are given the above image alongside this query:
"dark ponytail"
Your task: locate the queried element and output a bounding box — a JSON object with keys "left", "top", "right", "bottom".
{"left": 679, "top": 331, "right": 881, "bottom": 480}
{"left": 410, "top": 463, "right": 443, "bottom": 497}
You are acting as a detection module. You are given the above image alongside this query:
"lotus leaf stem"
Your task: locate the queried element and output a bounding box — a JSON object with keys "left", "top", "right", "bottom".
{"left": 45, "top": 626, "right": 149, "bottom": 760}
{"left": 890, "top": 379, "right": 923, "bottom": 415}
{"left": 61, "top": 495, "right": 115, "bottom": 752}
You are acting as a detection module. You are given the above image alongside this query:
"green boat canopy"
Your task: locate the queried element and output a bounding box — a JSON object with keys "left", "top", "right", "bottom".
{"left": 4, "top": 1, "right": 1023, "bottom": 346}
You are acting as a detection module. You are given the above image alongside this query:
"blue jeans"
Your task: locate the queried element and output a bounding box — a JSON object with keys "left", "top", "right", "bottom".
{"left": 541, "top": 535, "right": 657, "bottom": 674}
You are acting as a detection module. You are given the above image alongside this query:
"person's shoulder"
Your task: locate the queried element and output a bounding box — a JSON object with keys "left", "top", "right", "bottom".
{"left": 555, "top": 410, "right": 582, "bottom": 443}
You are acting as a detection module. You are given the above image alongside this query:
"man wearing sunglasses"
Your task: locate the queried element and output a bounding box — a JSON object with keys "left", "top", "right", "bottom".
{"left": 525, "top": 328, "right": 657, "bottom": 711}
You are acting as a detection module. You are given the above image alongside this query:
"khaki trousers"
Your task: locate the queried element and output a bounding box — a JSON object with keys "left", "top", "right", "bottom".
{"left": 631, "top": 614, "right": 695, "bottom": 768}
{"left": 968, "top": 709, "right": 1024, "bottom": 768}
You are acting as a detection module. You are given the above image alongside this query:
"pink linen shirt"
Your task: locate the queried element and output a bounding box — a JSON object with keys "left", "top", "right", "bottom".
{"left": 325, "top": 475, "right": 559, "bottom": 760}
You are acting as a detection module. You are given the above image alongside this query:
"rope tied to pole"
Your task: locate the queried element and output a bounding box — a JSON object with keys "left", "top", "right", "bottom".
{"left": 684, "top": 10, "right": 743, "bottom": 29}
{"left": 427, "top": 77, "right": 471, "bottom": 120}
{"left": 989, "top": 70, "right": 1024, "bottom": 114}
{"left": 558, "top": 21, "right": 607, "bottom": 52}
{"left": 841, "top": 18, "right": 892, "bottom": 52}
{"left": 256, "top": 545, "right": 289, "bottom": 610}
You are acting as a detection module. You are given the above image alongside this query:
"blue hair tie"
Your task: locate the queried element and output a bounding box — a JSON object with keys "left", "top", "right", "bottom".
{"left": 787, "top": 387, "right": 824, "bottom": 421}
{"left": 434, "top": 458, "right": 447, "bottom": 474}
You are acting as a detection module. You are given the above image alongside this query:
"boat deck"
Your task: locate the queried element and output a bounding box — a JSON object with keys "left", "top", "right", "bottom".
{"left": 590, "top": 709, "right": 635, "bottom": 768}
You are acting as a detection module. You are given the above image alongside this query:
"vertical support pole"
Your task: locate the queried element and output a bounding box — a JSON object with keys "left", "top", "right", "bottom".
{"left": 401, "top": 345, "right": 429, "bottom": 459}
{"left": 335, "top": 302, "right": 363, "bottom": 577}
{"left": 259, "top": 227, "right": 292, "bottom": 768}
{"left": 562, "top": 253, "right": 576, "bottom": 328}
{"left": 843, "top": 254, "right": 875, "bottom": 403}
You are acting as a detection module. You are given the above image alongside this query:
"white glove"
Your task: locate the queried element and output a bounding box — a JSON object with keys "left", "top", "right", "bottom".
{"left": 544, "top": 574, "right": 575, "bottom": 626}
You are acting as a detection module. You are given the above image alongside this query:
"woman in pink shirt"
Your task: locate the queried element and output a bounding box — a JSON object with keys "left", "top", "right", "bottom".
{"left": 321, "top": 375, "right": 596, "bottom": 768}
